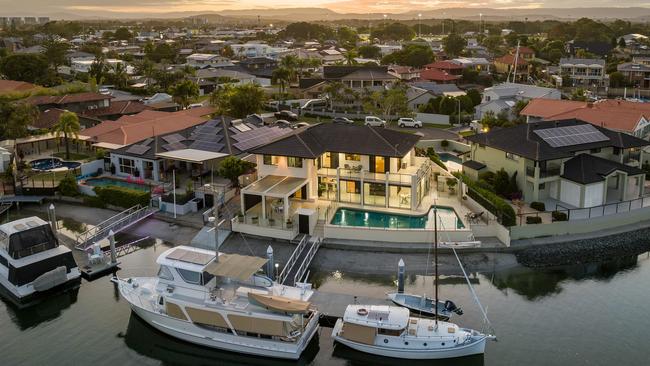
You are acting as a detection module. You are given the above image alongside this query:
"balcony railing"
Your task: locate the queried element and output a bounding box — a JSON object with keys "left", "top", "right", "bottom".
{"left": 526, "top": 166, "right": 561, "bottom": 178}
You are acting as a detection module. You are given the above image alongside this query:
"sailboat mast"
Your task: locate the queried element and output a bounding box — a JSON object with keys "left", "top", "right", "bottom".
{"left": 434, "top": 205, "right": 438, "bottom": 325}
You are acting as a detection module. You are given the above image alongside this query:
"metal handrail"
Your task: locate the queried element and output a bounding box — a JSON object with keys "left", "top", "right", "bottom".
{"left": 292, "top": 237, "right": 321, "bottom": 285}
{"left": 75, "top": 205, "right": 156, "bottom": 250}
{"left": 277, "top": 235, "right": 308, "bottom": 284}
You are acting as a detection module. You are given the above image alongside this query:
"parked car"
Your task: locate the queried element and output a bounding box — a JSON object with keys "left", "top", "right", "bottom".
{"left": 364, "top": 116, "right": 386, "bottom": 127}
{"left": 332, "top": 116, "right": 354, "bottom": 124}
{"left": 275, "top": 119, "right": 292, "bottom": 126}
{"left": 398, "top": 117, "right": 423, "bottom": 128}
{"left": 294, "top": 122, "right": 310, "bottom": 128}
{"left": 274, "top": 110, "right": 299, "bottom": 121}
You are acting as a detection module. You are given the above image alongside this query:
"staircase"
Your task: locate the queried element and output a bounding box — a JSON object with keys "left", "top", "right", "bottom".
{"left": 75, "top": 205, "right": 158, "bottom": 250}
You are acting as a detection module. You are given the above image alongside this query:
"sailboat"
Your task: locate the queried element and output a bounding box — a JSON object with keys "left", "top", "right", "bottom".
{"left": 332, "top": 206, "right": 495, "bottom": 359}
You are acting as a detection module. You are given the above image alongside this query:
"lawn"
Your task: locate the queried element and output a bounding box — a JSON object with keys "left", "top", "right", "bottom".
{"left": 460, "top": 130, "right": 476, "bottom": 137}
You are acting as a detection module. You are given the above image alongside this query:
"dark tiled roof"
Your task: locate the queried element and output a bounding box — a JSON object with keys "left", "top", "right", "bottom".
{"left": 462, "top": 160, "right": 486, "bottom": 170}
{"left": 466, "top": 119, "right": 650, "bottom": 162}
{"left": 323, "top": 65, "right": 389, "bottom": 80}
{"left": 562, "top": 154, "right": 644, "bottom": 184}
{"left": 82, "top": 100, "right": 151, "bottom": 118}
{"left": 250, "top": 123, "right": 421, "bottom": 159}
{"left": 27, "top": 92, "right": 113, "bottom": 106}
{"left": 32, "top": 108, "right": 65, "bottom": 129}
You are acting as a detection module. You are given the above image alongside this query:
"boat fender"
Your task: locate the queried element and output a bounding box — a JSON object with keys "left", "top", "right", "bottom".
{"left": 33, "top": 266, "right": 67, "bottom": 292}
{"left": 357, "top": 308, "right": 368, "bottom": 316}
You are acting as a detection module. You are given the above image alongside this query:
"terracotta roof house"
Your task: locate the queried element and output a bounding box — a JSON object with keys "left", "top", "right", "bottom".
{"left": 465, "top": 119, "right": 649, "bottom": 208}
{"left": 493, "top": 54, "right": 530, "bottom": 82}
{"left": 521, "top": 99, "right": 650, "bottom": 139}
{"left": 419, "top": 68, "right": 461, "bottom": 84}
{"left": 80, "top": 107, "right": 215, "bottom": 149}
{"left": 423, "top": 61, "right": 463, "bottom": 75}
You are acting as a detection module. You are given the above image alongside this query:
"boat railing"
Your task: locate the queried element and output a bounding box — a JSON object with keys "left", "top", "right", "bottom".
{"left": 292, "top": 237, "right": 322, "bottom": 286}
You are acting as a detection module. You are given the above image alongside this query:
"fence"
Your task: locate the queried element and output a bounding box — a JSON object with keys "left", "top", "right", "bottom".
{"left": 514, "top": 195, "right": 650, "bottom": 225}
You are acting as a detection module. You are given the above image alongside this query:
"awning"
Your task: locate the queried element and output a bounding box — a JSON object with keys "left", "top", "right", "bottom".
{"left": 248, "top": 293, "right": 311, "bottom": 314}
{"left": 156, "top": 149, "right": 229, "bottom": 163}
{"left": 92, "top": 142, "right": 125, "bottom": 150}
{"left": 204, "top": 253, "right": 267, "bottom": 281}
{"left": 242, "top": 175, "right": 308, "bottom": 198}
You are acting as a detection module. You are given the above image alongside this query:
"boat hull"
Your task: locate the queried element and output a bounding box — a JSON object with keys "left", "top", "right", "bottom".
{"left": 0, "top": 268, "right": 81, "bottom": 308}
{"left": 332, "top": 319, "right": 486, "bottom": 360}
{"left": 127, "top": 297, "right": 319, "bottom": 360}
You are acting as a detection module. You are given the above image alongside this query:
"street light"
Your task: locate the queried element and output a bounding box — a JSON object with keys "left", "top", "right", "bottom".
{"left": 275, "top": 263, "right": 279, "bottom": 281}
{"left": 479, "top": 13, "right": 482, "bottom": 34}
{"left": 418, "top": 13, "right": 422, "bottom": 38}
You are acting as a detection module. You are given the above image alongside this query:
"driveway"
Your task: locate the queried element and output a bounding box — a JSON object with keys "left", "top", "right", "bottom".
{"left": 387, "top": 125, "right": 459, "bottom": 140}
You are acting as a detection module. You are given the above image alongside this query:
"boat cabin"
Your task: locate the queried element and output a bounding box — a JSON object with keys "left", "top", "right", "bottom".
{"left": 0, "top": 217, "right": 77, "bottom": 287}
{"left": 340, "top": 305, "right": 409, "bottom": 344}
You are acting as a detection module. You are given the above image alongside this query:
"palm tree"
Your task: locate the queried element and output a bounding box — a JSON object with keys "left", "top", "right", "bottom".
{"left": 279, "top": 55, "right": 299, "bottom": 83}
{"left": 344, "top": 50, "right": 358, "bottom": 66}
{"left": 272, "top": 67, "right": 291, "bottom": 101}
{"left": 322, "top": 81, "right": 344, "bottom": 110}
{"left": 53, "top": 111, "right": 80, "bottom": 160}
{"left": 111, "top": 62, "right": 129, "bottom": 89}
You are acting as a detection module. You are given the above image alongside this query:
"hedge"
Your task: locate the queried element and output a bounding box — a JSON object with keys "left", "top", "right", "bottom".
{"left": 526, "top": 216, "right": 542, "bottom": 224}
{"left": 552, "top": 211, "right": 568, "bottom": 222}
{"left": 456, "top": 173, "right": 516, "bottom": 226}
{"left": 94, "top": 186, "right": 151, "bottom": 208}
{"left": 530, "top": 201, "right": 546, "bottom": 211}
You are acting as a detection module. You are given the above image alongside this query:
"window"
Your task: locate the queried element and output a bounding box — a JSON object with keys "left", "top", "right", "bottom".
{"left": 613, "top": 147, "right": 620, "bottom": 155}
{"left": 119, "top": 157, "right": 135, "bottom": 175}
{"left": 176, "top": 268, "right": 201, "bottom": 284}
{"left": 263, "top": 155, "right": 279, "bottom": 166}
{"left": 590, "top": 148, "right": 601, "bottom": 153}
{"left": 202, "top": 272, "right": 215, "bottom": 285}
{"left": 345, "top": 154, "right": 361, "bottom": 161}
{"left": 374, "top": 156, "right": 386, "bottom": 173}
{"left": 505, "top": 152, "right": 519, "bottom": 161}
{"left": 287, "top": 157, "right": 303, "bottom": 168}
{"left": 539, "top": 183, "right": 546, "bottom": 190}
{"left": 157, "top": 265, "right": 174, "bottom": 281}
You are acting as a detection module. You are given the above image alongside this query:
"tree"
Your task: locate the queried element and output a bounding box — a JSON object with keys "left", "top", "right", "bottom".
{"left": 108, "top": 62, "right": 129, "bottom": 89}
{"left": 42, "top": 38, "right": 69, "bottom": 73}
{"left": 279, "top": 54, "right": 299, "bottom": 83}
{"left": 358, "top": 45, "right": 381, "bottom": 59}
{"left": 362, "top": 83, "right": 411, "bottom": 122}
{"left": 466, "top": 89, "right": 482, "bottom": 106}
{"left": 461, "top": 68, "right": 479, "bottom": 83}
{"left": 0, "top": 101, "right": 38, "bottom": 140}
{"left": 618, "top": 37, "right": 627, "bottom": 49}
{"left": 381, "top": 44, "right": 433, "bottom": 68}
{"left": 344, "top": 50, "right": 358, "bottom": 66}
{"left": 89, "top": 57, "right": 107, "bottom": 85}
{"left": 218, "top": 156, "right": 256, "bottom": 187}
{"left": 570, "top": 88, "right": 588, "bottom": 101}
{"left": 170, "top": 80, "right": 199, "bottom": 109}
{"left": 0, "top": 54, "right": 49, "bottom": 84}
{"left": 53, "top": 111, "right": 80, "bottom": 160}
{"left": 337, "top": 27, "right": 358, "bottom": 49}
{"left": 220, "top": 45, "right": 234, "bottom": 58}
{"left": 147, "top": 43, "right": 176, "bottom": 63}
{"left": 443, "top": 33, "right": 465, "bottom": 57}
{"left": 323, "top": 81, "right": 344, "bottom": 109}
{"left": 114, "top": 27, "right": 132, "bottom": 41}
{"left": 272, "top": 67, "right": 291, "bottom": 97}
{"left": 372, "top": 22, "right": 415, "bottom": 41}
{"left": 281, "top": 22, "right": 334, "bottom": 41}
{"left": 609, "top": 71, "right": 626, "bottom": 88}
{"left": 209, "top": 83, "right": 267, "bottom": 118}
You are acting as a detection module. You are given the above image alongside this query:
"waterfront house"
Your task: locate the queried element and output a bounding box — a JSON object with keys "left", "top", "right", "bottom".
{"left": 464, "top": 119, "right": 649, "bottom": 208}
{"left": 617, "top": 58, "right": 650, "bottom": 89}
{"left": 521, "top": 99, "right": 650, "bottom": 139}
{"left": 186, "top": 53, "right": 233, "bottom": 69}
{"left": 236, "top": 124, "right": 432, "bottom": 237}
{"left": 559, "top": 58, "right": 608, "bottom": 87}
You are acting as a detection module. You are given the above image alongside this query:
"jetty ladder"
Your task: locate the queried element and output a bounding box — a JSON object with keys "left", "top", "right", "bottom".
{"left": 75, "top": 205, "right": 158, "bottom": 250}
{"left": 278, "top": 235, "right": 322, "bottom": 286}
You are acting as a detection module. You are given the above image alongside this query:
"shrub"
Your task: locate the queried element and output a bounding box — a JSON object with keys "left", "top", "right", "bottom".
{"left": 94, "top": 186, "right": 151, "bottom": 208}
{"left": 552, "top": 211, "right": 568, "bottom": 222}
{"left": 530, "top": 201, "right": 546, "bottom": 211}
{"left": 456, "top": 173, "right": 516, "bottom": 226}
{"left": 83, "top": 195, "right": 106, "bottom": 208}
{"left": 441, "top": 140, "right": 449, "bottom": 149}
{"left": 161, "top": 191, "right": 195, "bottom": 205}
{"left": 526, "top": 216, "right": 542, "bottom": 224}
{"left": 58, "top": 174, "right": 79, "bottom": 196}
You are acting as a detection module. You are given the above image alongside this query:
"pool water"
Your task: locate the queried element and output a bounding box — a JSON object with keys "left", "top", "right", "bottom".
{"left": 438, "top": 152, "right": 462, "bottom": 164}
{"left": 331, "top": 206, "right": 464, "bottom": 229}
{"left": 84, "top": 177, "right": 150, "bottom": 191}
{"left": 30, "top": 158, "right": 81, "bottom": 171}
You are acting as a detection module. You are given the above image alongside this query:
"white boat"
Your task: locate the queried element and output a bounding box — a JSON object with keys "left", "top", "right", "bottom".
{"left": 332, "top": 304, "right": 491, "bottom": 359}
{"left": 386, "top": 292, "right": 462, "bottom": 320}
{"left": 0, "top": 217, "right": 81, "bottom": 307}
{"left": 114, "top": 245, "right": 320, "bottom": 360}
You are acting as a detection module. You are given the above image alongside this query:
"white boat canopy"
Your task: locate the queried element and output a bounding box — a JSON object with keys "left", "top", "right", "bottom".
{"left": 343, "top": 305, "right": 410, "bottom": 330}
{"left": 204, "top": 253, "right": 268, "bottom": 281}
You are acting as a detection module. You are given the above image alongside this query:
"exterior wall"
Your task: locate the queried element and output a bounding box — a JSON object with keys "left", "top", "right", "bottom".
{"left": 256, "top": 155, "right": 317, "bottom": 198}
{"left": 560, "top": 179, "right": 581, "bottom": 207}
{"left": 469, "top": 144, "right": 527, "bottom": 195}
{"left": 324, "top": 224, "right": 473, "bottom": 243}
{"left": 584, "top": 182, "right": 605, "bottom": 207}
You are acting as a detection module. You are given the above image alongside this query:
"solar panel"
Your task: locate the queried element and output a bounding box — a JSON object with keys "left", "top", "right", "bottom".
{"left": 162, "top": 133, "right": 185, "bottom": 144}
{"left": 190, "top": 141, "right": 224, "bottom": 152}
{"left": 141, "top": 138, "right": 153, "bottom": 145}
{"left": 533, "top": 124, "right": 608, "bottom": 148}
{"left": 126, "top": 144, "right": 151, "bottom": 155}
{"left": 233, "top": 123, "right": 252, "bottom": 132}
{"left": 163, "top": 142, "right": 187, "bottom": 151}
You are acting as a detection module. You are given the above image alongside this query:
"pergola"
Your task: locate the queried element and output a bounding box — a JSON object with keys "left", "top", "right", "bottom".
{"left": 241, "top": 175, "right": 308, "bottom": 223}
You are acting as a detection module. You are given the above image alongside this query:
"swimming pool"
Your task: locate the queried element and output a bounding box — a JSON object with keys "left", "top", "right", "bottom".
{"left": 330, "top": 206, "right": 465, "bottom": 230}
{"left": 30, "top": 158, "right": 81, "bottom": 171}
{"left": 437, "top": 152, "right": 462, "bottom": 164}
{"left": 84, "top": 177, "right": 151, "bottom": 191}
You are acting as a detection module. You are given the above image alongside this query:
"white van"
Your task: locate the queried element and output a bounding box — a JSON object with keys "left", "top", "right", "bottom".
{"left": 364, "top": 116, "right": 386, "bottom": 127}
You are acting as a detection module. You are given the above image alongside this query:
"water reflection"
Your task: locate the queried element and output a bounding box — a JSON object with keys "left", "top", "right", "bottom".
{"left": 0, "top": 287, "right": 79, "bottom": 330}
{"left": 124, "top": 313, "right": 320, "bottom": 366}
{"left": 490, "top": 255, "right": 640, "bottom": 300}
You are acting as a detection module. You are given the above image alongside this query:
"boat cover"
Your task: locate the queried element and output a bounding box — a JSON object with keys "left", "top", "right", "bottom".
{"left": 248, "top": 293, "right": 311, "bottom": 314}
{"left": 8, "top": 224, "right": 58, "bottom": 259}
{"left": 204, "top": 253, "right": 267, "bottom": 281}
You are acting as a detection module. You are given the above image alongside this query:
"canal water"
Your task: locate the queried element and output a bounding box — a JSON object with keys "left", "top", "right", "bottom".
{"left": 1, "top": 220, "right": 650, "bottom": 365}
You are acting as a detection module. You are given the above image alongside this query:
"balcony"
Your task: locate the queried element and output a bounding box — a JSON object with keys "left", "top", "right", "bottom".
{"left": 526, "top": 166, "right": 561, "bottom": 179}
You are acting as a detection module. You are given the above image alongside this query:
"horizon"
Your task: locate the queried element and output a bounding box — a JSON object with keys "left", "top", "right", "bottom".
{"left": 2, "top": 2, "right": 650, "bottom": 18}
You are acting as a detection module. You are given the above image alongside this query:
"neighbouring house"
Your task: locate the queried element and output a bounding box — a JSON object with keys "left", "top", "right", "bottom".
{"left": 566, "top": 40, "right": 613, "bottom": 57}
{"left": 410, "top": 82, "right": 463, "bottom": 96}
{"left": 319, "top": 66, "right": 399, "bottom": 110}
{"left": 71, "top": 59, "right": 134, "bottom": 75}
{"left": 230, "top": 43, "right": 288, "bottom": 58}
{"left": 423, "top": 60, "right": 464, "bottom": 77}
{"left": 419, "top": 68, "right": 461, "bottom": 84}
{"left": 388, "top": 66, "right": 420, "bottom": 81}
{"left": 475, "top": 82, "right": 561, "bottom": 120}
{"left": 521, "top": 99, "right": 650, "bottom": 139}
{"left": 452, "top": 57, "right": 491, "bottom": 73}
{"left": 559, "top": 58, "right": 608, "bottom": 87}
{"left": 464, "top": 119, "right": 649, "bottom": 208}
{"left": 79, "top": 107, "right": 215, "bottom": 151}
{"left": 617, "top": 59, "right": 650, "bottom": 89}
{"left": 185, "top": 53, "right": 233, "bottom": 69}
{"left": 494, "top": 53, "right": 530, "bottom": 82}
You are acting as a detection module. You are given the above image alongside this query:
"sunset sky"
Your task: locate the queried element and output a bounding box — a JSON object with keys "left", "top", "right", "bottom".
{"left": 1, "top": 0, "right": 649, "bottom": 16}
